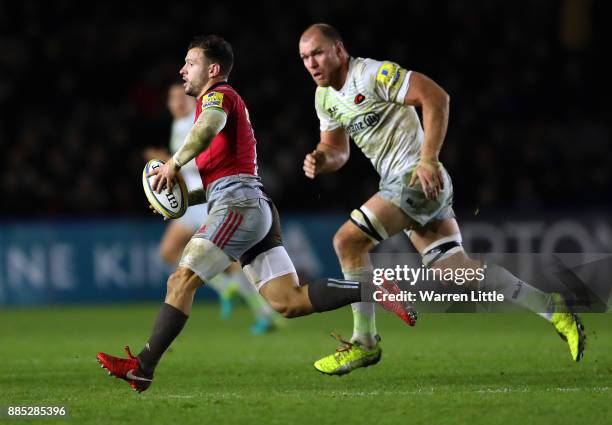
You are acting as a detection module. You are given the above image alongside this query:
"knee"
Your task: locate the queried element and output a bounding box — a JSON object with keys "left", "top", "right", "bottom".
{"left": 333, "top": 227, "right": 372, "bottom": 258}
{"left": 166, "top": 268, "right": 198, "bottom": 298}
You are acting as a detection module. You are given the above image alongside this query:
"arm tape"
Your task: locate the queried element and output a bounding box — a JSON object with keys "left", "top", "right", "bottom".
{"left": 173, "top": 108, "right": 227, "bottom": 166}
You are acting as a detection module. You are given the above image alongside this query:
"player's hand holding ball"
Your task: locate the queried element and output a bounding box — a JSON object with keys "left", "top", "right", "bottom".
{"left": 148, "top": 158, "right": 180, "bottom": 193}
{"left": 142, "top": 159, "right": 188, "bottom": 220}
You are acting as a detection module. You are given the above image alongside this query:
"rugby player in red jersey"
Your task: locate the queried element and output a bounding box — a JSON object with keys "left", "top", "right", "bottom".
{"left": 96, "top": 35, "right": 414, "bottom": 392}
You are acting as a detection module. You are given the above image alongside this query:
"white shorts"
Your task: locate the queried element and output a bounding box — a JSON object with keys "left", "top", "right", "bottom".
{"left": 242, "top": 246, "right": 297, "bottom": 290}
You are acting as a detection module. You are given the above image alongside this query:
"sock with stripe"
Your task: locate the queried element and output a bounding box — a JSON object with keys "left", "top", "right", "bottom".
{"left": 307, "top": 267, "right": 378, "bottom": 348}
{"left": 483, "top": 264, "right": 554, "bottom": 321}
{"left": 307, "top": 277, "right": 364, "bottom": 312}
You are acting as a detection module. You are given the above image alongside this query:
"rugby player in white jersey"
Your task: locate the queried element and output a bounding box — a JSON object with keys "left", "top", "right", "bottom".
{"left": 299, "top": 23, "right": 585, "bottom": 375}
{"left": 145, "top": 83, "right": 279, "bottom": 334}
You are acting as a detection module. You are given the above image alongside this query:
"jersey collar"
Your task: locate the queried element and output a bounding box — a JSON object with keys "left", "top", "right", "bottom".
{"left": 206, "top": 81, "right": 229, "bottom": 93}
{"left": 335, "top": 57, "right": 355, "bottom": 96}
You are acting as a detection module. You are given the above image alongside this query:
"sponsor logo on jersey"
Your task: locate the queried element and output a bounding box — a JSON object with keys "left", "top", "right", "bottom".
{"left": 202, "top": 91, "right": 224, "bottom": 110}
{"left": 354, "top": 94, "right": 365, "bottom": 104}
{"left": 346, "top": 112, "right": 380, "bottom": 136}
{"left": 363, "top": 112, "right": 380, "bottom": 127}
{"left": 376, "top": 62, "right": 403, "bottom": 88}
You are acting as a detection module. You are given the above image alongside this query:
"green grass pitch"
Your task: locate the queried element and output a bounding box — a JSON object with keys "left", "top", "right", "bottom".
{"left": 1, "top": 304, "right": 611, "bottom": 425}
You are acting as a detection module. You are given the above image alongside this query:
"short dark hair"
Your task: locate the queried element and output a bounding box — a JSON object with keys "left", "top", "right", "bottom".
{"left": 188, "top": 35, "right": 234, "bottom": 77}
{"left": 309, "top": 23, "right": 343, "bottom": 44}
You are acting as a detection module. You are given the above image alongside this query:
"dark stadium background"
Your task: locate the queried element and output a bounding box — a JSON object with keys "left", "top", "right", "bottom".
{"left": 2, "top": 0, "right": 610, "bottom": 217}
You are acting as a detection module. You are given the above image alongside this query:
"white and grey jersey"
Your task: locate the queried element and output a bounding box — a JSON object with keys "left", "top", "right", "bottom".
{"left": 170, "top": 112, "right": 202, "bottom": 191}
{"left": 315, "top": 57, "right": 424, "bottom": 181}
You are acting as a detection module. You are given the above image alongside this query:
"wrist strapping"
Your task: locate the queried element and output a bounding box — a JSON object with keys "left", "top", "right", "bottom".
{"left": 172, "top": 154, "right": 184, "bottom": 169}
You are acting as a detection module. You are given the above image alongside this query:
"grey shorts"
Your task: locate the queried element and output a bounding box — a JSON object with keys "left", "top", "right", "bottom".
{"left": 193, "top": 197, "right": 283, "bottom": 264}
{"left": 378, "top": 165, "right": 455, "bottom": 228}
{"left": 175, "top": 203, "right": 208, "bottom": 232}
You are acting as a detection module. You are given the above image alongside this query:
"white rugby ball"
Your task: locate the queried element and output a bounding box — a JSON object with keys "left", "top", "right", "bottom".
{"left": 142, "top": 159, "right": 188, "bottom": 219}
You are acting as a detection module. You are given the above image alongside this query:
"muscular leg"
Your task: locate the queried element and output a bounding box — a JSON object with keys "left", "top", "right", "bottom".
{"left": 164, "top": 266, "right": 204, "bottom": 315}
{"left": 334, "top": 195, "right": 414, "bottom": 348}
{"left": 159, "top": 222, "right": 249, "bottom": 321}
{"left": 136, "top": 267, "right": 201, "bottom": 376}
{"left": 159, "top": 222, "right": 239, "bottom": 316}
{"left": 252, "top": 262, "right": 361, "bottom": 318}
{"left": 257, "top": 271, "right": 386, "bottom": 319}
{"left": 137, "top": 238, "right": 231, "bottom": 376}
{"left": 247, "top": 246, "right": 395, "bottom": 320}
{"left": 259, "top": 273, "right": 313, "bottom": 318}
{"left": 332, "top": 222, "right": 377, "bottom": 347}
{"left": 410, "top": 218, "right": 554, "bottom": 319}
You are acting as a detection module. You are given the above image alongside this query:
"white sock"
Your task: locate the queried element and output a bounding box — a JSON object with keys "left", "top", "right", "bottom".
{"left": 343, "top": 267, "right": 377, "bottom": 347}
{"left": 485, "top": 264, "right": 553, "bottom": 321}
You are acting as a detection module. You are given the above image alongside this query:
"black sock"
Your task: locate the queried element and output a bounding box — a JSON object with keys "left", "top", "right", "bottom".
{"left": 137, "top": 303, "right": 188, "bottom": 376}
{"left": 308, "top": 278, "right": 366, "bottom": 312}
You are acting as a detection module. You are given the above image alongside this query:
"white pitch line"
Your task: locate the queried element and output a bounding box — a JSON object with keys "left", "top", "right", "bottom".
{"left": 151, "top": 387, "right": 610, "bottom": 400}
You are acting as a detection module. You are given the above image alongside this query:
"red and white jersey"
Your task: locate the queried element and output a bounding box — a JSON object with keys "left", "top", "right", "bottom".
{"left": 194, "top": 82, "right": 258, "bottom": 188}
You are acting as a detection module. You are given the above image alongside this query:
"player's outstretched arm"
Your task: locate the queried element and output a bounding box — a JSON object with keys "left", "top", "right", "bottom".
{"left": 303, "top": 128, "right": 349, "bottom": 179}
{"left": 150, "top": 108, "right": 227, "bottom": 193}
{"left": 404, "top": 72, "right": 450, "bottom": 199}
{"left": 173, "top": 108, "right": 227, "bottom": 167}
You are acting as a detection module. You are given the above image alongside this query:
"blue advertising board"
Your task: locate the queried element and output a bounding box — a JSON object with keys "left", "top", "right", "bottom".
{"left": 1, "top": 213, "right": 610, "bottom": 306}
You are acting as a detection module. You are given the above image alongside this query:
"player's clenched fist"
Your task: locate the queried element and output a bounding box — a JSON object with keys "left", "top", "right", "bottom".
{"left": 303, "top": 149, "right": 326, "bottom": 179}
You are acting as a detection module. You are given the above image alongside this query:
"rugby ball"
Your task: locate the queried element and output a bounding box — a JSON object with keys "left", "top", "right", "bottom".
{"left": 142, "top": 159, "right": 188, "bottom": 219}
